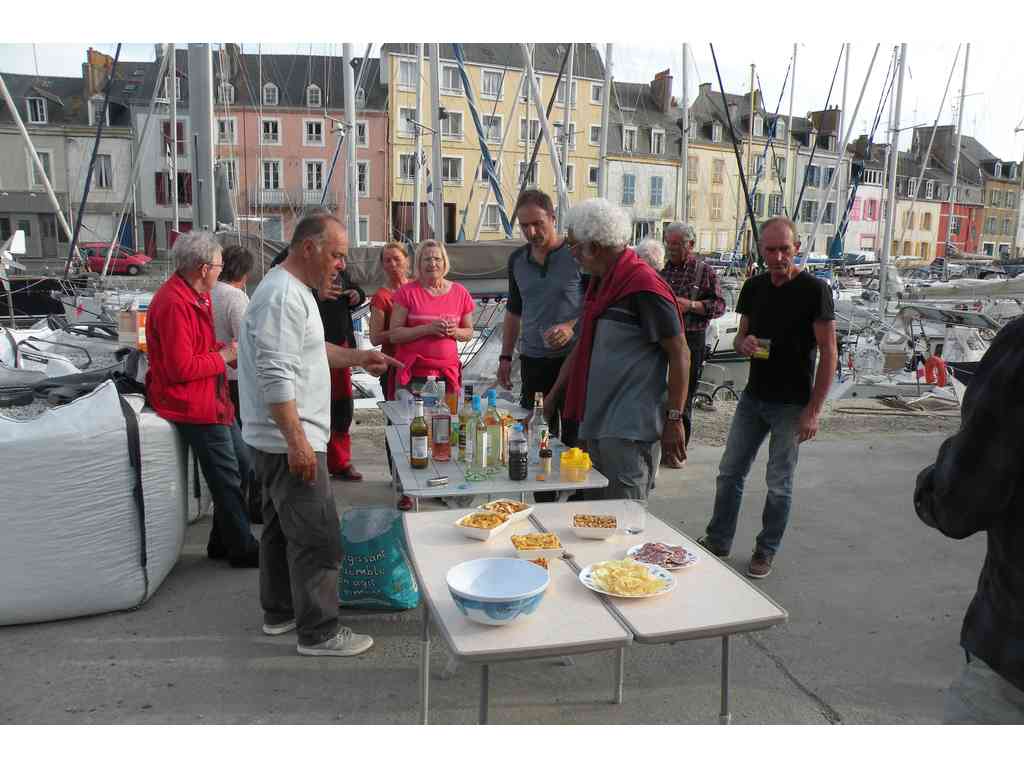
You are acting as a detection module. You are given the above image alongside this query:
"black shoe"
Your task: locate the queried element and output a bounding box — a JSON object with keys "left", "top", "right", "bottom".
{"left": 229, "top": 547, "right": 260, "bottom": 569}
{"left": 206, "top": 544, "right": 228, "bottom": 560}
{"left": 697, "top": 536, "right": 730, "bottom": 558}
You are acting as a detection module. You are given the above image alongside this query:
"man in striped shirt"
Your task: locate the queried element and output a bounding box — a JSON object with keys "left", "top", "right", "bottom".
{"left": 660, "top": 223, "right": 726, "bottom": 455}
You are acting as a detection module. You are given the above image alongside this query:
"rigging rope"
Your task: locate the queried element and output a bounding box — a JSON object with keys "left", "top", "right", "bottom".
{"left": 725, "top": 58, "right": 793, "bottom": 259}
{"left": 793, "top": 44, "right": 845, "bottom": 221}
{"left": 63, "top": 43, "right": 122, "bottom": 279}
{"left": 452, "top": 44, "right": 513, "bottom": 238}
{"left": 510, "top": 43, "right": 573, "bottom": 231}
{"left": 708, "top": 43, "right": 760, "bottom": 265}
{"left": 831, "top": 50, "right": 899, "bottom": 259}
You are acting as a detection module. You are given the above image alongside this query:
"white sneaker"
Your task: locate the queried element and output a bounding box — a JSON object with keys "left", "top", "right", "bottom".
{"left": 262, "top": 618, "right": 297, "bottom": 636}
{"left": 297, "top": 626, "right": 374, "bottom": 657}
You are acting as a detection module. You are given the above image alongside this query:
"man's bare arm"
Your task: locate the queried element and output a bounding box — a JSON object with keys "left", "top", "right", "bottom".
{"left": 659, "top": 333, "right": 689, "bottom": 413}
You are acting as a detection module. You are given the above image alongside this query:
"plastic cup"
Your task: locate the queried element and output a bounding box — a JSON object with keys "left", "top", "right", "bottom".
{"left": 753, "top": 339, "right": 771, "bottom": 360}
{"left": 626, "top": 499, "right": 648, "bottom": 535}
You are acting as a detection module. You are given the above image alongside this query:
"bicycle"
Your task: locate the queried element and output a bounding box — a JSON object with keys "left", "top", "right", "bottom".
{"left": 691, "top": 343, "right": 740, "bottom": 410}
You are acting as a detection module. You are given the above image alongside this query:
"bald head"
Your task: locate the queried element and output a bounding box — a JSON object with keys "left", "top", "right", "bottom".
{"left": 284, "top": 213, "right": 348, "bottom": 290}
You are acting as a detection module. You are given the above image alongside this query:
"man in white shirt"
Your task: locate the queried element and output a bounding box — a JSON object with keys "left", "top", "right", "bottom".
{"left": 238, "top": 211, "right": 399, "bottom": 657}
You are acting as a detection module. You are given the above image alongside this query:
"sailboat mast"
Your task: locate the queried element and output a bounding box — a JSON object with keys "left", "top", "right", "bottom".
{"left": 785, "top": 44, "right": 796, "bottom": 213}
{"left": 881, "top": 43, "right": 907, "bottom": 307}
{"left": 874, "top": 74, "right": 894, "bottom": 260}
{"left": 558, "top": 43, "right": 573, "bottom": 229}
{"left": 945, "top": 43, "right": 969, "bottom": 280}
{"left": 745, "top": 63, "right": 754, "bottom": 255}
{"left": 680, "top": 43, "right": 689, "bottom": 224}
{"left": 429, "top": 44, "right": 444, "bottom": 242}
{"left": 188, "top": 44, "right": 216, "bottom": 230}
{"left": 169, "top": 44, "right": 180, "bottom": 233}
{"left": 343, "top": 43, "right": 359, "bottom": 240}
{"left": 836, "top": 43, "right": 849, "bottom": 253}
{"left": 413, "top": 44, "right": 424, "bottom": 245}
{"left": 598, "top": 44, "right": 612, "bottom": 199}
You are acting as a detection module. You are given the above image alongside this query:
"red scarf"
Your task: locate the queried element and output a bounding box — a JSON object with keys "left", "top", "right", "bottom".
{"left": 563, "top": 247, "right": 682, "bottom": 422}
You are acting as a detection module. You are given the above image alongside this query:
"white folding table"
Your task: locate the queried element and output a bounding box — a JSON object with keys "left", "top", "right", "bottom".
{"left": 402, "top": 511, "right": 632, "bottom": 724}
{"left": 403, "top": 501, "right": 787, "bottom": 724}
{"left": 385, "top": 425, "right": 608, "bottom": 510}
{"left": 530, "top": 500, "right": 789, "bottom": 724}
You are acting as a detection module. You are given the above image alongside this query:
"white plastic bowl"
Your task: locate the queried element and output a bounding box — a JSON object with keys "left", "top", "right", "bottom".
{"left": 446, "top": 558, "right": 550, "bottom": 626}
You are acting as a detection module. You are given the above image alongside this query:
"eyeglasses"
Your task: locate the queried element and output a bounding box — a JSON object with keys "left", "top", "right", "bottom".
{"left": 206, "top": 261, "right": 223, "bottom": 271}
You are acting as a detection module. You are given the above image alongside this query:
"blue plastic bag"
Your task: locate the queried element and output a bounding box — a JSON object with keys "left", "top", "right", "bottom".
{"left": 338, "top": 505, "right": 420, "bottom": 610}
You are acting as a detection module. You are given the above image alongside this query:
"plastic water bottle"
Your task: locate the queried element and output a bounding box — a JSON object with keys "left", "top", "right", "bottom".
{"left": 422, "top": 376, "right": 439, "bottom": 409}
{"left": 508, "top": 424, "right": 528, "bottom": 481}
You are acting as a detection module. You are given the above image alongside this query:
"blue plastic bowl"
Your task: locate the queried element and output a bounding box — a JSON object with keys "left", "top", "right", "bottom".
{"left": 446, "top": 557, "right": 550, "bottom": 626}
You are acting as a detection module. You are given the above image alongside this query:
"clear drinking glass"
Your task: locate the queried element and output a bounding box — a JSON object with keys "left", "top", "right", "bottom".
{"left": 543, "top": 324, "right": 573, "bottom": 349}
{"left": 626, "top": 498, "right": 648, "bottom": 535}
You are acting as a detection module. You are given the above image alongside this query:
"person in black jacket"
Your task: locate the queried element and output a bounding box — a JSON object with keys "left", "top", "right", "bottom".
{"left": 318, "top": 266, "right": 366, "bottom": 480}
{"left": 914, "top": 315, "right": 1024, "bottom": 723}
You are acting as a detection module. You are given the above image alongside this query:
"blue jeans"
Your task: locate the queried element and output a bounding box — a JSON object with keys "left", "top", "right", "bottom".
{"left": 705, "top": 392, "right": 803, "bottom": 556}
{"left": 174, "top": 421, "right": 257, "bottom": 559}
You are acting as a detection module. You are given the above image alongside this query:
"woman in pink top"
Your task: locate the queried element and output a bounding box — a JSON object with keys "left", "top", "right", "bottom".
{"left": 389, "top": 239, "right": 475, "bottom": 397}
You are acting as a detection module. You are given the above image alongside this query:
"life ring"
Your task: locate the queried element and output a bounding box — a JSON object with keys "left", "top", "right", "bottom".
{"left": 923, "top": 355, "right": 947, "bottom": 387}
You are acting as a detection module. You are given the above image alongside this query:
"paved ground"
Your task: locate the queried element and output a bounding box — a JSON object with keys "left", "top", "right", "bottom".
{"left": 0, "top": 425, "right": 982, "bottom": 724}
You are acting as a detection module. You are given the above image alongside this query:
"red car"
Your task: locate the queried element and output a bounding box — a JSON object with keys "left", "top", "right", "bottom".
{"left": 80, "top": 242, "right": 152, "bottom": 276}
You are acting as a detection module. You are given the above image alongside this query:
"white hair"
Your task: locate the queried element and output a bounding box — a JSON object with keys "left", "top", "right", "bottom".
{"left": 635, "top": 238, "right": 666, "bottom": 270}
{"left": 173, "top": 230, "right": 221, "bottom": 274}
{"left": 564, "top": 198, "right": 632, "bottom": 251}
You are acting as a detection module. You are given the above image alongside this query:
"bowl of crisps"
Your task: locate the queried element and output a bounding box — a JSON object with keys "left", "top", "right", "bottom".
{"left": 570, "top": 513, "right": 618, "bottom": 540}
{"left": 510, "top": 531, "right": 564, "bottom": 561}
{"left": 477, "top": 498, "right": 533, "bottom": 523}
{"left": 446, "top": 557, "right": 550, "bottom": 626}
{"left": 578, "top": 558, "right": 675, "bottom": 598}
{"left": 454, "top": 511, "right": 514, "bottom": 541}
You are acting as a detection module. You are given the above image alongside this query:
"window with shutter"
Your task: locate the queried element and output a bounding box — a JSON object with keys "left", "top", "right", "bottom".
{"left": 155, "top": 173, "right": 168, "bottom": 205}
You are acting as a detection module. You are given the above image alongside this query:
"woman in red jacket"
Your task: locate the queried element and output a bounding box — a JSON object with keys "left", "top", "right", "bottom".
{"left": 146, "top": 231, "right": 259, "bottom": 567}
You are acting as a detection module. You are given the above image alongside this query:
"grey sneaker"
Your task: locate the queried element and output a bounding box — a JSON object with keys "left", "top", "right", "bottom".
{"left": 747, "top": 551, "right": 774, "bottom": 579}
{"left": 297, "top": 626, "right": 374, "bottom": 657}
{"left": 262, "top": 618, "right": 297, "bottom": 636}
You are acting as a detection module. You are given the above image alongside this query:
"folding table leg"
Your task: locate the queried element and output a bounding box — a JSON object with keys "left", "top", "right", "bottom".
{"left": 719, "top": 635, "right": 731, "bottom": 725}
{"left": 479, "top": 664, "right": 490, "bottom": 724}
{"left": 419, "top": 603, "right": 430, "bottom": 725}
{"left": 613, "top": 647, "right": 625, "bottom": 704}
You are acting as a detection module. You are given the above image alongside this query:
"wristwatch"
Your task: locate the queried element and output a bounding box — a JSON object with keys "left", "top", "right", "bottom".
{"left": 499, "top": 354, "right": 513, "bottom": 362}
{"left": 667, "top": 409, "right": 683, "bottom": 421}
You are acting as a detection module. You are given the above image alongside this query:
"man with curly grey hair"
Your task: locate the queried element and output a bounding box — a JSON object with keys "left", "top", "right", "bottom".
{"left": 146, "top": 230, "right": 260, "bottom": 568}
{"left": 546, "top": 199, "right": 689, "bottom": 504}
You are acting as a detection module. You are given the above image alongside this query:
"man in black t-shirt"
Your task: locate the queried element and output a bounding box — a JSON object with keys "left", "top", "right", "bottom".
{"left": 700, "top": 217, "right": 837, "bottom": 579}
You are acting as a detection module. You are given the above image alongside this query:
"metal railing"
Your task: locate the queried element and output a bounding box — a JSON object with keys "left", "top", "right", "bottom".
{"left": 246, "top": 187, "right": 337, "bottom": 208}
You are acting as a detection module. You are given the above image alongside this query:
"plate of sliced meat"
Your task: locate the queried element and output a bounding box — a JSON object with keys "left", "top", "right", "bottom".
{"left": 626, "top": 542, "right": 699, "bottom": 570}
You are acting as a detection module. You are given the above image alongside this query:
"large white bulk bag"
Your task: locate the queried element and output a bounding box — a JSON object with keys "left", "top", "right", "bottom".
{"left": 0, "top": 381, "right": 187, "bottom": 626}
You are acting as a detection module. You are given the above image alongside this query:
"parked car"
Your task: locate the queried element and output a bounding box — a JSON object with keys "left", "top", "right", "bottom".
{"left": 79, "top": 242, "right": 152, "bottom": 276}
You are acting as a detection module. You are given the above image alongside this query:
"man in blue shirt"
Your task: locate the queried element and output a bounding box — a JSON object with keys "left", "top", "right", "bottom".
{"left": 498, "top": 190, "right": 586, "bottom": 447}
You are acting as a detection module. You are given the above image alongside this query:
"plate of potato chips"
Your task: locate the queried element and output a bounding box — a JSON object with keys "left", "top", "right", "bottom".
{"left": 578, "top": 559, "right": 676, "bottom": 598}
{"left": 477, "top": 498, "right": 533, "bottom": 522}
